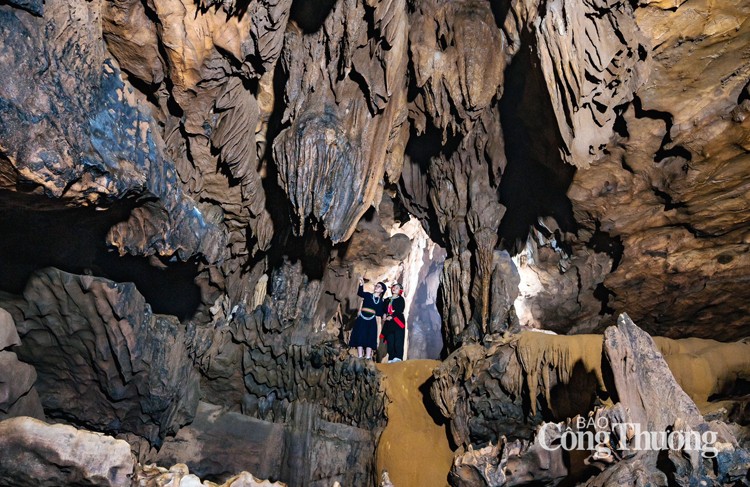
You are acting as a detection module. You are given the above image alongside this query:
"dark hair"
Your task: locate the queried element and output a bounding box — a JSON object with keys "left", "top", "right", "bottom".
{"left": 375, "top": 282, "right": 386, "bottom": 292}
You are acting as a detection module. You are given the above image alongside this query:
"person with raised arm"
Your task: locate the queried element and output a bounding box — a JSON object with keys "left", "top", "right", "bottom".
{"left": 349, "top": 276, "right": 387, "bottom": 359}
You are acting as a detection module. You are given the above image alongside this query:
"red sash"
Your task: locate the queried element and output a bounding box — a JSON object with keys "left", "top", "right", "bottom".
{"left": 387, "top": 303, "right": 406, "bottom": 329}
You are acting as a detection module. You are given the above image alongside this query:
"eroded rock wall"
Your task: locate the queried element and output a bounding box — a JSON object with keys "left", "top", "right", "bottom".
{"left": 2, "top": 0, "right": 750, "bottom": 483}
{"left": 0, "top": 269, "right": 199, "bottom": 444}
{"left": 0, "top": 309, "right": 44, "bottom": 421}
{"left": 435, "top": 316, "right": 750, "bottom": 486}
{"left": 512, "top": 0, "right": 750, "bottom": 336}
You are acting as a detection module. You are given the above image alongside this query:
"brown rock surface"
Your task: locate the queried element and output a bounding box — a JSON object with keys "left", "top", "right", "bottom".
{"left": 0, "top": 307, "right": 44, "bottom": 421}
{"left": 527, "top": 0, "right": 750, "bottom": 336}
{"left": 0, "top": 268, "right": 199, "bottom": 444}
{"left": 155, "top": 401, "right": 376, "bottom": 486}
{"left": 0, "top": 0, "right": 747, "bottom": 342}
{"left": 431, "top": 324, "right": 750, "bottom": 480}
{"left": 273, "top": 0, "right": 409, "bottom": 243}
{"left": 0, "top": 416, "right": 134, "bottom": 487}
{"left": 435, "top": 315, "right": 750, "bottom": 485}
{"left": 376, "top": 360, "right": 453, "bottom": 487}
{"left": 2, "top": 0, "right": 750, "bottom": 483}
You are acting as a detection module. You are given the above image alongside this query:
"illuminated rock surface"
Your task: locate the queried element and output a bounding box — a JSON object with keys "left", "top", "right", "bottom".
{"left": 1, "top": 0, "right": 750, "bottom": 484}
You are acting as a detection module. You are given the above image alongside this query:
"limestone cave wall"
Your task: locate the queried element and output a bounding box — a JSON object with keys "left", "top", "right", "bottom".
{"left": 0, "top": 0, "right": 749, "bottom": 484}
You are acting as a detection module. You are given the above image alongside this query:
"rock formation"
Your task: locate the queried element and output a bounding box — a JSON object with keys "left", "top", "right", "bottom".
{"left": 0, "top": 417, "right": 134, "bottom": 487}
{"left": 154, "top": 401, "right": 378, "bottom": 486}
{"left": 1, "top": 0, "right": 750, "bottom": 484}
{"left": 135, "top": 464, "right": 286, "bottom": 487}
{"left": 0, "top": 415, "right": 285, "bottom": 487}
{"left": 433, "top": 315, "right": 750, "bottom": 486}
{"left": 584, "top": 315, "right": 749, "bottom": 486}
{"left": 0, "top": 269, "right": 199, "bottom": 445}
{"left": 0, "top": 308, "right": 44, "bottom": 421}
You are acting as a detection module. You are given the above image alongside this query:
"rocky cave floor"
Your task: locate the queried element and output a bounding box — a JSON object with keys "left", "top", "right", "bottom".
{"left": 1, "top": 0, "right": 750, "bottom": 485}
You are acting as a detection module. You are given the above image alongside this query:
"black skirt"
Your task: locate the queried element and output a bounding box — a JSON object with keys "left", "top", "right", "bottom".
{"left": 349, "top": 314, "right": 378, "bottom": 349}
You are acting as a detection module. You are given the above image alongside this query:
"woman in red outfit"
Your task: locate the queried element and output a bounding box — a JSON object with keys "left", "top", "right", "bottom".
{"left": 382, "top": 283, "right": 406, "bottom": 362}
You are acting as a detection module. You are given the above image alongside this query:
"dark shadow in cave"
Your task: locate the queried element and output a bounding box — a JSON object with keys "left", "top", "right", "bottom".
{"left": 489, "top": 0, "right": 512, "bottom": 30}
{"left": 585, "top": 223, "right": 624, "bottom": 316}
{"left": 0, "top": 192, "right": 202, "bottom": 320}
{"left": 261, "top": 147, "right": 332, "bottom": 282}
{"left": 418, "top": 376, "right": 457, "bottom": 451}
{"left": 738, "top": 80, "right": 750, "bottom": 105}
{"left": 401, "top": 122, "right": 461, "bottom": 251}
{"left": 631, "top": 95, "right": 693, "bottom": 163}
{"left": 586, "top": 226, "right": 622, "bottom": 315}
{"left": 708, "top": 378, "right": 750, "bottom": 403}
{"left": 259, "top": 49, "right": 374, "bottom": 284}
{"left": 497, "top": 29, "right": 577, "bottom": 255}
{"left": 547, "top": 361, "right": 602, "bottom": 422}
{"left": 257, "top": 50, "right": 332, "bottom": 282}
{"left": 289, "top": 0, "right": 338, "bottom": 34}
{"left": 592, "top": 283, "right": 616, "bottom": 316}
{"left": 194, "top": 0, "right": 255, "bottom": 20}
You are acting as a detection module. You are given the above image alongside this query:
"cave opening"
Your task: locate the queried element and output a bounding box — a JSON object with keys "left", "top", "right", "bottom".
{"left": 0, "top": 195, "right": 202, "bottom": 320}
{"left": 396, "top": 212, "right": 447, "bottom": 361}
{"left": 289, "top": 0, "right": 338, "bottom": 34}
{"left": 349, "top": 195, "right": 447, "bottom": 361}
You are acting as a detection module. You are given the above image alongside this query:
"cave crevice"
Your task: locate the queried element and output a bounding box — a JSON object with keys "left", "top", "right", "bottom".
{"left": 497, "top": 28, "right": 577, "bottom": 255}
{"left": 0, "top": 196, "right": 202, "bottom": 320}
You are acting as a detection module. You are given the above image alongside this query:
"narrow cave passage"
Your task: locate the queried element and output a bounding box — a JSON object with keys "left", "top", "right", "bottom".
{"left": 0, "top": 197, "right": 202, "bottom": 320}
{"left": 396, "top": 215, "right": 446, "bottom": 361}
{"left": 335, "top": 197, "right": 447, "bottom": 361}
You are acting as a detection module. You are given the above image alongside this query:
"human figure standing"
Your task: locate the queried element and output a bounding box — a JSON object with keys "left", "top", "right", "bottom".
{"left": 383, "top": 283, "right": 406, "bottom": 363}
{"left": 349, "top": 277, "right": 386, "bottom": 359}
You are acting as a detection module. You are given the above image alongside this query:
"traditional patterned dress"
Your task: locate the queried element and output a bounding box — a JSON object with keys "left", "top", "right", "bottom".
{"left": 349, "top": 284, "right": 386, "bottom": 349}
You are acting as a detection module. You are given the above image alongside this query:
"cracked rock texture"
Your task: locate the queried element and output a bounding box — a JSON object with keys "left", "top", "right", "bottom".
{"left": 0, "top": 416, "right": 134, "bottom": 487}
{"left": 1, "top": 0, "right": 750, "bottom": 483}
{"left": 0, "top": 269, "right": 200, "bottom": 445}
{"left": 0, "top": 308, "right": 44, "bottom": 421}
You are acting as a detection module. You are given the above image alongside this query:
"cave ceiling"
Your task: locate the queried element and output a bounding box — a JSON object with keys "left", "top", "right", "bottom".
{"left": 1, "top": 0, "right": 750, "bottom": 484}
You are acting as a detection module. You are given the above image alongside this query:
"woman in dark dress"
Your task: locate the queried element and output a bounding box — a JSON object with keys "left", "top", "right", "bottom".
{"left": 383, "top": 283, "right": 406, "bottom": 363}
{"left": 350, "top": 277, "right": 386, "bottom": 359}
